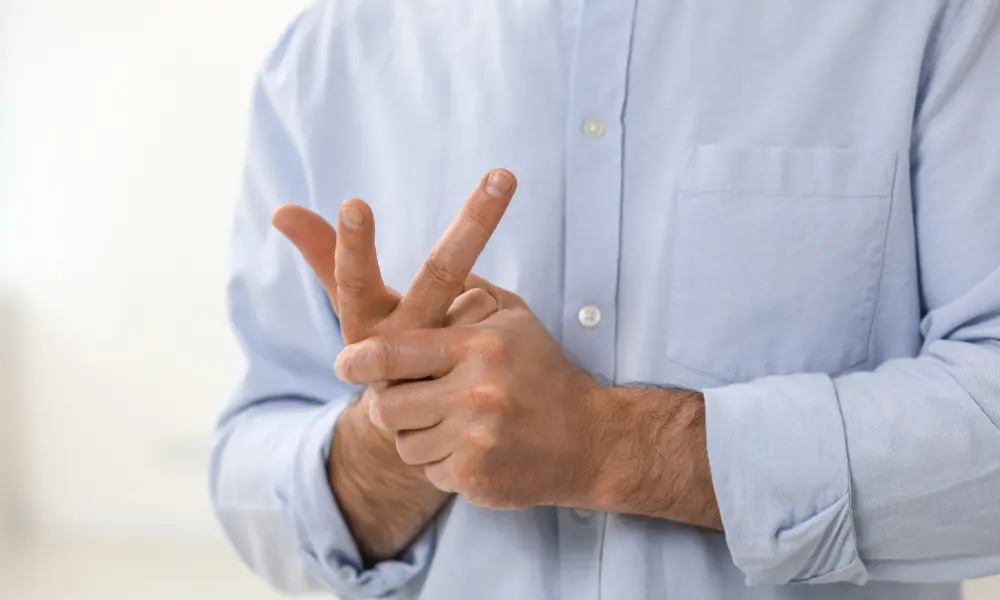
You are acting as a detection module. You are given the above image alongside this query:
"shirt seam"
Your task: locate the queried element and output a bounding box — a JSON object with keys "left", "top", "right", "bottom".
{"left": 827, "top": 376, "right": 869, "bottom": 585}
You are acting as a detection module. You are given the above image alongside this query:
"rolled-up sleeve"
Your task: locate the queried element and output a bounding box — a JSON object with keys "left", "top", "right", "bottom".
{"left": 277, "top": 398, "right": 437, "bottom": 597}
{"left": 705, "top": 374, "right": 867, "bottom": 585}
{"left": 208, "top": 38, "right": 435, "bottom": 596}
{"left": 705, "top": 0, "right": 1000, "bottom": 587}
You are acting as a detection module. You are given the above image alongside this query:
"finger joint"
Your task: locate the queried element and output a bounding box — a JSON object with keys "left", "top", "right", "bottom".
{"left": 422, "top": 255, "right": 463, "bottom": 290}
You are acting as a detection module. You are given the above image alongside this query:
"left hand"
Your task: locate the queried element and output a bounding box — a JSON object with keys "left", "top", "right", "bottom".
{"left": 334, "top": 297, "right": 608, "bottom": 510}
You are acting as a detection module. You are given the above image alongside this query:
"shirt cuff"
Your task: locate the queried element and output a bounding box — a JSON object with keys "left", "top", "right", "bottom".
{"left": 703, "top": 373, "right": 868, "bottom": 586}
{"left": 277, "top": 400, "right": 436, "bottom": 599}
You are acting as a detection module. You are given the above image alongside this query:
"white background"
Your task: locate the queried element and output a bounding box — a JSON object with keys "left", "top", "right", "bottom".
{"left": 0, "top": 0, "right": 320, "bottom": 600}
{"left": 0, "top": 0, "right": 308, "bottom": 540}
{"left": 0, "top": 0, "right": 998, "bottom": 598}
{"left": 0, "top": 0, "right": 320, "bottom": 596}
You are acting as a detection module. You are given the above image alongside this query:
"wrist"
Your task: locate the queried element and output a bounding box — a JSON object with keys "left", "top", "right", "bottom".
{"left": 332, "top": 387, "right": 419, "bottom": 477}
{"left": 580, "top": 385, "right": 638, "bottom": 512}
{"left": 330, "top": 388, "right": 449, "bottom": 561}
{"left": 338, "top": 389, "right": 394, "bottom": 447}
{"left": 580, "top": 386, "right": 720, "bottom": 528}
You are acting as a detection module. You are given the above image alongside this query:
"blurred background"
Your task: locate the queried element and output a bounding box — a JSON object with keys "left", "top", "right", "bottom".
{"left": 0, "top": 1, "right": 998, "bottom": 599}
{"left": 0, "top": 0, "right": 325, "bottom": 597}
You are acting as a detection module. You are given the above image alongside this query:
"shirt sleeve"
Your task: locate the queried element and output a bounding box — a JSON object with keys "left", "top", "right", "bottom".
{"left": 704, "top": 0, "right": 1000, "bottom": 586}
{"left": 208, "top": 58, "right": 436, "bottom": 598}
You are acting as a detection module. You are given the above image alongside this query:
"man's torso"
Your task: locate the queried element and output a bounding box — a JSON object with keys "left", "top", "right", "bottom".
{"left": 263, "top": 1, "right": 961, "bottom": 597}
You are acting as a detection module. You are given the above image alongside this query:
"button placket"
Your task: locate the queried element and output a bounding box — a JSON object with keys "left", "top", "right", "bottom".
{"left": 558, "top": 2, "right": 638, "bottom": 600}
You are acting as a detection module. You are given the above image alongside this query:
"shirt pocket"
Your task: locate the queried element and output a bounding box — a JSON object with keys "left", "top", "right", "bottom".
{"left": 665, "top": 144, "right": 897, "bottom": 383}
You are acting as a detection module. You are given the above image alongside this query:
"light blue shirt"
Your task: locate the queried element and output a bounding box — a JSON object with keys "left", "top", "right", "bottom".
{"left": 210, "top": 1, "right": 1000, "bottom": 599}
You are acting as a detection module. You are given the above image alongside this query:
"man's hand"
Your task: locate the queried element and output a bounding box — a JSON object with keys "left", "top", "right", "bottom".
{"left": 270, "top": 169, "right": 519, "bottom": 561}
{"left": 335, "top": 303, "right": 724, "bottom": 529}
{"left": 272, "top": 169, "right": 517, "bottom": 342}
{"left": 334, "top": 302, "right": 609, "bottom": 510}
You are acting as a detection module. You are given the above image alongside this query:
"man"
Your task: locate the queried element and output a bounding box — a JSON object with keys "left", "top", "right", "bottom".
{"left": 210, "top": 1, "right": 1000, "bottom": 599}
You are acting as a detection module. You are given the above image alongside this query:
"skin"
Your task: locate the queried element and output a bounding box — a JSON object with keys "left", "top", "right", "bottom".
{"left": 274, "top": 168, "right": 722, "bottom": 563}
{"left": 272, "top": 169, "right": 519, "bottom": 561}
{"left": 335, "top": 303, "right": 722, "bottom": 529}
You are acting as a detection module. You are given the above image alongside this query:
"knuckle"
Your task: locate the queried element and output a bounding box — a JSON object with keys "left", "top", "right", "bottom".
{"left": 468, "top": 383, "right": 504, "bottom": 412}
{"left": 465, "top": 420, "right": 500, "bottom": 452}
{"left": 422, "top": 255, "right": 463, "bottom": 289}
{"left": 463, "top": 287, "right": 494, "bottom": 306}
{"left": 504, "top": 288, "right": 528, "bottom": 307}
{"left": 454, "top": 459, "right": 485, "bottom": 493}
{"left": 473, "top": 291, "right": 500, "bottom": 316}
{"left": 335, "top": 274, "right": 368, "bottom": 296}
{"left": 461, "top": 203, "right": 494, "bottom": 235}
{"left": 468, "top": 330, "right": 507, "bottom": 361}
{"left": 509, "top": 307, "right": 533, "bottom": 326}
{"left": 370, "top": 340, "right": 395, "bottom": 379}
{"left": 445, "top": 289, "right": 498, "bottom": 327}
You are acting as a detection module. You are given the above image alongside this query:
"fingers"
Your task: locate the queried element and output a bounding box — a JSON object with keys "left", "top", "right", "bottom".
{"left": 335, "top": 328, "right": 467, "bottom": 385}
{"left": 271, "top": 205, "right": 339, "bottom": 312}
{"left": 367, "top": 379, "right": 449, "bottom": 432}
{"left": 400, "top": 169, "right": 517, "bottom": 327}
{"left": 396, "top": 423, "right": 457, "bottom": 466}
{"left": 463, "top": 273, "right": 528, "bottom": 310}
{"left": 335, "top": 199, "right": 397, "bottom": 342}
{"left": 444, "top": 288, "right": 499, "bottom": 327}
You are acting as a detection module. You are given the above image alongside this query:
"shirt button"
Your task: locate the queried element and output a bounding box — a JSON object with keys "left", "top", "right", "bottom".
{"left": 580, "top": 117, "right": 605, "bottom": 139}
{"left": 577, "top": 305, "right": 602, "bottom": 328}
{"left": 573, "top": 508, "right": 594, "bottom": 519}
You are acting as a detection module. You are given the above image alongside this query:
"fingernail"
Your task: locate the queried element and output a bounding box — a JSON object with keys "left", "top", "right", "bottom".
{"left": 484, "top": 170, "right": 514, "bottom": 197}
{"left": 341, "top": 205, "right": 364, "bottom": 229}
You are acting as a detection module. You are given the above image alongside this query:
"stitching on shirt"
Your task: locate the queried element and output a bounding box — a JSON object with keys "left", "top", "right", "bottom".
{"left": 827, "top": 378, "right": 871, "bottom": 585}
{"left": 934, "top": 350, "right": 1000, "bottom": 434}
{"left": 863, "top": 152, "right": 901, "bottom": 363}
{"left": 664, "top": 178, "right": 893, "bottom": 381}
{"left": 674, "top": 189, "right": 891, "bottom": 199}
{"left": 597, "top": 513, "right": 610, "bottom": 599}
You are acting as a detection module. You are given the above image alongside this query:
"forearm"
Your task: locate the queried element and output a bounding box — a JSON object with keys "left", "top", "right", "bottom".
{"left": 331, "top": 388, "right": 451, "bottom": 563}
{"left": 585, "top": 386, "right": 722, "bottom": 530}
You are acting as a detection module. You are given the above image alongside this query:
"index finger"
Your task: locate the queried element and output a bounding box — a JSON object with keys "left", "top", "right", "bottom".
{"left": 399, "top": 169, "right": 517, "bottom": 326}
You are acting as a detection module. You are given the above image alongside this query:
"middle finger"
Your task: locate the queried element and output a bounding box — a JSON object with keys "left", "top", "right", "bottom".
{"left": 335, "top": 199, "right": 397, "bottom": 342}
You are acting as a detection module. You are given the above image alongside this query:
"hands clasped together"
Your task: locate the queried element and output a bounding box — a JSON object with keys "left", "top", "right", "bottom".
{"left": 272, "top": 169, "right": 608, "bottom": 512}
